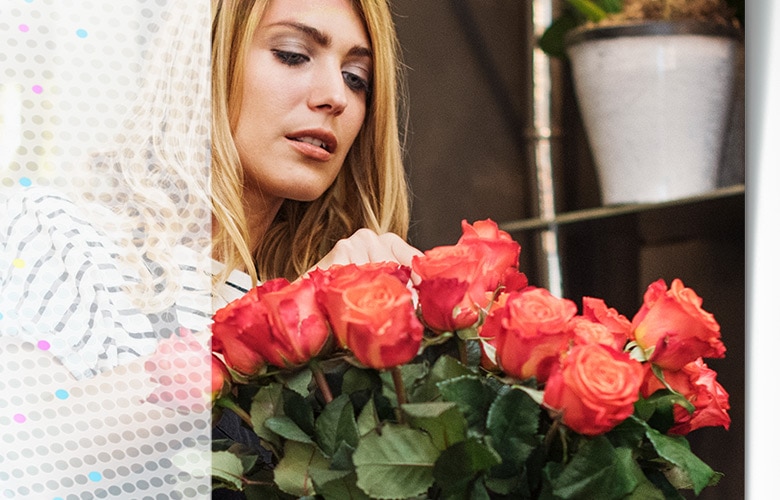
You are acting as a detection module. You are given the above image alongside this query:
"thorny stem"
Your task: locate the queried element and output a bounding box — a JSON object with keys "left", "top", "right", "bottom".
{"left": 310, "top": 359, "right": 334, "bottom": 404}
{"left": 391, "top": 366, "right": 408, "bottom": 425}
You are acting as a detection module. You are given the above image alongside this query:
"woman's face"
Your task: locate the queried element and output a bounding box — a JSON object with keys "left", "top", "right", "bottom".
{"left": 234, "top": 0, "right": 372, "bottom": 206}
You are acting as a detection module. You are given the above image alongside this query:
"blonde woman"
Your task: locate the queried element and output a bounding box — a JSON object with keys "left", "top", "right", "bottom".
{"left": 210, "top": 0, "right": 420, "bottom": 296}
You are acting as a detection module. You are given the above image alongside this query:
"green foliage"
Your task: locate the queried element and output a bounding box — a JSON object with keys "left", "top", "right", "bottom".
{"left": 215, "top": 347, "right": 724, "bottom": 499}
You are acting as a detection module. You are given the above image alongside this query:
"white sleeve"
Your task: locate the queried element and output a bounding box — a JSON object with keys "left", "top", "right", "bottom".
{"left": 0, "top": 187, "right": 159, "bottom": 379}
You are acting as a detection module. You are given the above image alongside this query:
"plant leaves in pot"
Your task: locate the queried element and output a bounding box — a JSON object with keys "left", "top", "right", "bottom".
{"left": 540, "top": 0, "right": 744, "bottom": 205}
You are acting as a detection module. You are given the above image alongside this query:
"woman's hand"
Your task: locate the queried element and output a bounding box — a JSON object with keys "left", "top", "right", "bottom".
{"left": 309, "top": 228, "right": 422, "bottom": 272}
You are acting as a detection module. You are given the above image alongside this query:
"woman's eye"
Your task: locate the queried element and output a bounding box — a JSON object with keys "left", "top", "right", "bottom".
{"left": 342, "top": 71, "right": 370, "bottom": 94}
{"left": 272, "top": 50, "right": 309, "bottom": 66}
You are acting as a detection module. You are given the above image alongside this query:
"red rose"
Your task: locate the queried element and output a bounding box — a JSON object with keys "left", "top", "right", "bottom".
{"left": 211, "top": 354, "right": 232, "bottom": 401}
{"left": 543, "top": 343, "right": 644, "bottom": 435}
{"left": 253, "top": 278, "right": 331, "bottom": 368}
{"left": 641, "top": 358, "right": 730, "bottom": 435}
{"left": 336, "top": 273, "right": 424, "bottom": 370}
{"left": 212, "top": 278, "right": 330, "bottom": 371}
{"left": 481, "top": 287, "right": 577, "bottom": 383}
{"left": 413, "top": 220, "right": 526, "bottom": 333}
{"left": 211, "top": 284, "right": 272, "bottom": 376}
{"left": 312, "top": 262, "right": 411, "bottom": 347}
{"left": 456, "top": 219, "right": 523, "bottom": 289}
{"left": 581, "top": 297, "right": 630, "bottom": 350}
{"left": 632, "top": 279, "right": 725, "bottom": 369}
{"left": 413, "top": 244, "right": 484, "bottom": 332}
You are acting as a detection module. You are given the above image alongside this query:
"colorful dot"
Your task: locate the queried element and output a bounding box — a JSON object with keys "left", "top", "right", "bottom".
{"left": 37, "top": 340, "right": 50, "bottom": 350}
{"left": 13, "top": 414, "right": 26, "bottom": 423}
{"left": 12, "top": 258, "right": 25, "bottom": 268}
{"left": 88, "top": 472, "right": 102, "bottom": 482}
{"left": 19, "top": 177, "right": 32, "bottom": 187}
{"left": 76, "top": 29, "right": 88, "bottom": 38}
{"left": 0, "top": 312, "right": 3, "bottom": 320}
{"left": 32, "top": 85, "right": 42, "bottom": 94}
{"left": 55, "top": 389, "right": 69, "bottom": 400}
{"left": 19, "top": 24, "right": 29, "bottom": 32}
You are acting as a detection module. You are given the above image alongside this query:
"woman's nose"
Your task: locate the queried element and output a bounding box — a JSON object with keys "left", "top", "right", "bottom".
{"left": 308, "top": 65, "right": 348, "bottom": 115}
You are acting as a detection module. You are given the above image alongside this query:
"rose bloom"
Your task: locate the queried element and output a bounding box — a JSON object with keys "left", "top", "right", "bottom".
{"left": 413, "top": 219, "right": 526, "bottom": 333}
{"left": 543, "top": 343, "right": 644, "bottom": 436}
{"left": 311, "top": 262, "right": 411, "bottom": 347}
{"left": 569, "top": 317, "right": 624, "bottom": 351}
{"left": 481, "top": 287, "right": 577, "bottom": 383}
{"left": 632, "top": 279, "right": 725, "bottom": 370}
{"left": 641, "top": 358, "right": 730, "bottom": 435}
{"left": 212, "top": 278, "right": 330, "bottom": 371}
{"left": 335, "top": 273, "right": 424, "bottom": 370}
{"left": 211, "top": 285, "right": 271, "bottom": 376}
{"left": 581, "top": 297, "right": 630, "bottom": 350}
{"left": 211, "top": 354, "right": 232, "bottom": 402}
{"left": 251, "top": 278, "right": 331, "bottom": 368}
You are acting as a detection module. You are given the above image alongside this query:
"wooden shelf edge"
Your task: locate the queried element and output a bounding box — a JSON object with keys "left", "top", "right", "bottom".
{"left": 500, "top": 184, "right": 745, "bottom": 233}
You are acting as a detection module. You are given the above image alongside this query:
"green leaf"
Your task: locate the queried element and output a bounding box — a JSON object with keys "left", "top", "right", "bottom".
{"left": 566, "top": 0, "right": 609, "bottom": 22}
{"left": 606, "top": 415, "right": 647, "bottom": 449}
{"left": 485, "top": 388, "right": 541, "bottom": 477}
{"left": 381, "top": 361, "right": 430, "bottom": 405}
{"left": 283, "top": 387, "right": 315, "bottom": 436}
{"left": 211, "top": 450, "right": 245, "bottom": 490}
{"left": 433, "top": 438, "right": 501, "bottom": 495}
{"left": 280, "top": 367, "right": 313, "bottom": 397}
{"left": 402, "top": 401, "right": 468, "bottom": 450}
{"left": 342, "top": 366, "right": 381, "bottom": 395}
{"left": 437, "top": 375, "right": 497, "bottom": 431}
{"left": 431, "top": 354, "right": 473, "bottom": 381}
{"left": 539, "top": 12, "right": 581, "bottom": 58}
{"left": 645, "top": 428, "right": 720, "bottom": 495}
{"left": 315, "top": 394, "right": 360, "bottom": 456}
{"left": 353, "top": 424, "right": 440, "bottom": 499}
{"left": 310, "top": 469, "right": 370, "bottom": 500}
{"left": 624, "top": 472, "right": 669, "bottom": 500}
{"left": 265, "top": 416, "right": 315, "bottom": 444}
{"left": 274, "top": 440, "right": 330, "bottom": 497}
{"left": 549, "top": 436, "right": 642, "bottom": 499}
{"left": 330, "top": 441, "right": 356, "bottom": 471}
{"left": 250, "top": 382, "right": 284, "bottom": 449}
{"left": 357, "top": 396, "right": 380, "bottom": 437}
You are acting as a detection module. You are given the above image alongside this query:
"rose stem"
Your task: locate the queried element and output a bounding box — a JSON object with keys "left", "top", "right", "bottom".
{"left": 216, "top": 398, "right": 254, "bottom": 428}
{"left": 391, "top": 366, "right": 407, "bottom": 424}
{"left": 310, "top": 360, "right": 334, "bottom": 404}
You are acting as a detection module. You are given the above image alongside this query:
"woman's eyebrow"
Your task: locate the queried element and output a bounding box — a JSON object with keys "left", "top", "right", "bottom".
{"left": 267, "top": 21, "right": 372, "bottom": 59}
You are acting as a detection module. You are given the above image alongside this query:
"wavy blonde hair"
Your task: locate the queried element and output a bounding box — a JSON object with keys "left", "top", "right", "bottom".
{"left": 211, "top": 0, "right": 410, "bottom": 283}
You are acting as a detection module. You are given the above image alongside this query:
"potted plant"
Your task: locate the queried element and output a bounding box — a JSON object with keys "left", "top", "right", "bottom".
{"left": 540, "top": 0, "right": 744, "bottom": 205}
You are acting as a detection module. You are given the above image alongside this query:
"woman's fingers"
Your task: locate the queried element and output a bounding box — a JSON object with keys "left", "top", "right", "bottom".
{"left": 308, "top": 228, "right": 422, "bottom": 274}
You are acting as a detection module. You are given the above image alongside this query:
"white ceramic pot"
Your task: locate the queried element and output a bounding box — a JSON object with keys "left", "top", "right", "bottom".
{"left": 566, "top": 21, "right": 741, "bottom": 204}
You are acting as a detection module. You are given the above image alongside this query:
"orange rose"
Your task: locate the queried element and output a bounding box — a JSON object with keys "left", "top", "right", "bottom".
{"left": 632, "top": 279, "right": 725, "bottom": 370}
{"left": 641, "top": 358, "right": 730, "bottom": 435}
{"left": 481, "top": 287, "right": 577, "bottom": 383}
{"left": 581, "top": 297, "right": 630, "bottom": 350}
{"left": 569, "top": 317, "right": 624, "bottom": 351}
{"left": 413, "top": 219, "right": 526, "bottom": 333}
{"left": 543, "top": 343, "right": 644, "bottom": 435}
{"left": 312, "top": 262, "right": 411, "bottom": 347}
{"left": 336, "top": 273, "right": 424, "bottom": 370}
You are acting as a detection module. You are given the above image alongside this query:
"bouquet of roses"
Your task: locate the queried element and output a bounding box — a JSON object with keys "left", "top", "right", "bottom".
{"left": 210, "top": 219, "right": 730, "bottom": 499}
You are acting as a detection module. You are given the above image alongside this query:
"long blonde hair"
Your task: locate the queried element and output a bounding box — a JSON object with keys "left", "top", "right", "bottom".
{"left": 211, "top": 0, "right": 410, "bottom": 283}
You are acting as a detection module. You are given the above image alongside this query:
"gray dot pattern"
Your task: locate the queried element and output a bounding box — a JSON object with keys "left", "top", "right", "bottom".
{"left": 0, "top": 0, "right": 212, "bottom": 498}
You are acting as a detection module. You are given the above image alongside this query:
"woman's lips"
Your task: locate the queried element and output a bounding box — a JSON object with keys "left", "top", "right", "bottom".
{"left": 287, "top": 129, "right": 337, "bottom": 162}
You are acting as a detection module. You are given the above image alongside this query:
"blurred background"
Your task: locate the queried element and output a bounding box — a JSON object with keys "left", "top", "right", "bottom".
{"left": 392, "top": 1, "right": 746, "bottom": 498}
